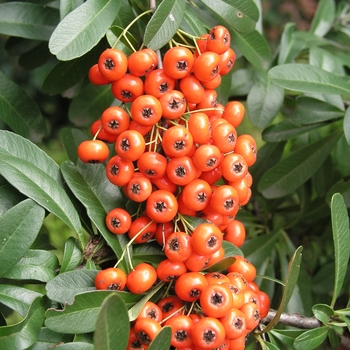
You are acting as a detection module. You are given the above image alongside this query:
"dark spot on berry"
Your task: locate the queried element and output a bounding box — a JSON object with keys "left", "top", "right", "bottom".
{"left": 106, "top": 282, "right": 121, "bottom": 290}
{"left": 142, "top": 108, "right": 153, "bottom": 119}
{"left": 104, "top": 58, "right": 114, "bottom": 70}
{"left": 120, "top": 138, "right": 130, "bottom": 151}
{"left": 203, "top": 329, "right": 216, "bottom": 344}
{"left": 175, "top": 166, "right": 186, "bottom": 178}
{"left": 121, "top": 90, "right": 133, "bottom": 99}
{"left": 111, "top": 218, "right": 121, "bottom": 228}
{"left": 233, "top": 162, "right": 243, "bottom": 173}
{"left": 177, "top": 60, "right": 188, "bottom": 71}
{"left": 154, "top": 201, "right": 167, "bottom": 212}
{"left": 210, "top": 292, "right": 223, "bottom": 305}
{"left": 224, "top": 199, "right": 234, "bottom": 210}
{"left": 207, "top": 236, "right": 218, "bottom": 247}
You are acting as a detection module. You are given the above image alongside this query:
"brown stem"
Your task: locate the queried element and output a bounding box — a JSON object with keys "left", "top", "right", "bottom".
{"left": 149, "top": 0, "right": 163, "bottom": 69}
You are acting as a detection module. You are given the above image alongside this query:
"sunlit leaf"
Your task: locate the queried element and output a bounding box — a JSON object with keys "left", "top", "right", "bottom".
{"left": 312, "top": 303, "right": 334, "bottom": 324}
{"left": 309, "top": 0, "right": 335, "bottom": 37}
{"left": 148, "top": 326, "right": 172, "bottom": 350}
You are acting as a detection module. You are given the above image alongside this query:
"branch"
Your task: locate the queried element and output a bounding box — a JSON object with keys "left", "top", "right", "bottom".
{"left": 262, "top": 309, "right": 350, "bottom": 350}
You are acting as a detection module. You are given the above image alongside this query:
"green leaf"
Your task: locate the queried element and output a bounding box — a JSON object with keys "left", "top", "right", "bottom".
{"left": 330, "top": 193, "right": 350, "bottom": 307}
{"left": 94, "top": 293, "right": 129, "bottom": 350}
{"left": 0, "top": 2, "right": 59, "bottom": 40}
{"left": 312, "top": 303, "right": 334, "bottom": 324}
{"left": 68, "top": 85, "right": 114, "bottom": 128}
{"left": 262, "top": 341, "right": 280, "bottom": 350}
{"left": 309, "top": 0, "right": 335, "bottom": 37}
{"left": 181, "top": 5, "right": 208, "bottom": 37}
{"left": 0, "top": 152, "right": 83, "bottom": 242}
{"left": 0, "top": 284, "right": 42, "bottom": 317}
{"left": 294, "top": 327, "right": 329, "bottom": 350}
{"left": 198, "top": 0, "right": 259, "bottom": 33}
{"left": 144, "top": 0, "right": 185, "bottom": 50}
{"left": 269, "top": 64, "right": 350, "bottom": 95}
{"left": 60, "top": 237, "right": 83, "bottom": 273}
{"left": 258, "top": 246, "right": 303, "bottom": 334}
{"left": 344, "top": 107, "right": 350, "bottom": 146}
{"left": 106, "top": 26, "right": 139, "bottom": 55}
{"left": 247, "top": 73, "right": 285, "bottom": 128}
{"left": 309, "top": 47, "right": 346, "bottom": 76}
{"left": 46, "top": 270, "right": 98, "bottom": 305}
{"left": 18, "top": 42, "right": 51, "bottom": 71}
{"left": 148, "top": 326, "right": 172, "bottom": 350}
{"left": 60, "top": 128, "right": 89, "bottom": 164}
{"left": 269, "top": 329, "right": 305, "bottom": 349}
{"left": 222, "top": 240, "right": 243, "bottom": 257}
{"left": 262, "top": 120, "right": 327, "bottom": 142}
{"left": 60, "top": 160, "right": 128, "bottom": 271}
{"left": 26, "top": 327, "right": 73, "bottom": 350}
{"left": 0, "top": 71, "right": 46, "bottom": 143}
{"left": 49, "top": 343, "right": 94, "bottom": 350}
{"left": 204, "top": 257, "right": 235, "bottom": 272}
{"left": 49, "top": 0, "right": 121, "bottom": 60}
{"left": 231, "top": 29, "right": 271, "bottom": 71}
{"left": 0, "top": 297, "right": 45, "bottom": 349}
{"left": 290, "top": 96, "right": 344, "bottom": 124}
{"left": 0, "top": 180, "right": 26, "bottom": 217}
{"left": 0, "top": 199, "right": 45, "bottom": 277}
{"left": 258, "top": 129, "right": 342, "bottom": 198}
{"left": 3, "top": 250, "right": 58, "bottom": 282}
{"left": 60, "top": 0, "right": 84, "bottom": 20}
{"left": 132, "top": 242, "right": 165, "bottom": 266}
{"left": 230, "top": 68, "right": 254, "bottom": 96}
{"left": 45, "top": 291, "right": 142, "bottom": 334}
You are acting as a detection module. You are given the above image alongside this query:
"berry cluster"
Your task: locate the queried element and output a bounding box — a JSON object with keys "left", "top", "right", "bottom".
{"left": 78, "top": 24, "right": 267, "bottom": 350}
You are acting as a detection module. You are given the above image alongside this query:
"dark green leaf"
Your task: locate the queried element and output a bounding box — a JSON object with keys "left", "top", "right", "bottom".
{"left": 49, "top": 343, "right": 94, "bottom": 350}
{"left": 60, "top": 128, "right": 89, "bottom": 164}
{"left": 0, "top": 179, "right": 26, "bottom": 217}
{"left": 258, "top": 129, "right": 342, "bottom": 198}
{"left": 290, "top": 96, "right": 344, "bottom": 124}
{"left": 26, "top": 327, "right": 73, "bottom": 350}
{"left": 312, "top": 303, "right": 334, "bottom": 324}
{"left": 0, "top": 71, "right": 46, "bottom": 143}
{"left": 0, "top": 199, "right": 45, "bottom": 277}
{"left": 269, "top": 329, "right": 305, "bottom": 349}
{"left": 60, "top": 237, "right": 83, "bottom": 273}
{"left": 262, "top": 120, "right": 327, "bottom": 142}
{"left": 330, "top": 193, "right": 350, "bottom": 307}
{"left": 45, "top": 291, "right": 142, "bottom": 334}
{"left": 132, "top": 242, "right": 165, "bottom": 266}
{"left": 68, "top": 85, "right": 114, "bottom": 128}
{"left": 18, "top": 42, "right": 51, "bottom": 71}
{"left": 49, "top": 0, "right": 121, "bottom": 60}
{"left": 325, "top": 179, "right": 350, "bottom": 205}
{"left": 60, "top": 160, "right": 127, "bottom": 271}
{"left": 3, "top": 250, "right": 58, "bottom": 282}
{"left": 231, "top": 29, "right": 271, "bottom": 71}
{"left": 344, "top": 107, "right": 350, "bottom": 146}
{"left": 0, "top": 3, "right": 59, "bottom": 40}
{"left": 0, "top": 297, "right": 45, "bottom": 349}
{"left": 198, "top": 0, "right": 259, "bottom": 33}
{"left": 294, "top": 327, "right": 328, "bottom": 350}
{"left": 148, "top": 326, "right": 172, "bottom": 350}
{"left": 144, "top": 0, "right": 186, "bottom": 50}
{"left": 0, "top": 284, "right": 42, "bottom": 317}
{"left": 5, "top": 37, "right": 42, "bottom": 56}
{"left": 247, "top": 73, "right": 285, "bottom": 128}
{"left": 229, "top": 68, "right": 254, "bottom": 96}
{"left": 204, "top": 257, "right": 235, "bottom": 272}
{"left": 94, "top": 293, "right": 129, "bottom": 350}
{"left": 309, "top": 0, "right": 335, "bottom": 37}
{"left": 46, "top": 270, "right": 98, "bottom": 305}
{"left": 269, "top": 64, "right": 350, "bottom": 95}
{"left": 106, "top": 26, "right": 139, "bottom": 55}
{"left": 222, "top": 240, "right": 243, "bottom": 257}
{"left": 262, "top": 341, "right": 280, "bottom": 350}
{"left": 181, "top": 5, "right": 208, "bottom": 37}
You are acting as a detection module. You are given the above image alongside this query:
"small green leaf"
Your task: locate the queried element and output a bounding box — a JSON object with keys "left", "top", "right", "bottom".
{"left": 262, "top": 341, "right": 280, "bottom": 350}
{"left": 94, "top": 293, "right": 130, "bottom": 350}
{"left": 132, "top": 242, "right": 166, "bottom": 266}
{"left": 0, "top": 71, "right": 46, "bottom": 143}
{"left": 26, "top": 327, "right": 73, "bottom": 350}
{"left": 46, "top": 270, "right": 98, "bottom": 305}
{"left": 269, "top": 64, "right": 350, "bottom": 95}
{"left": 148, "top": 326, "right": 172, "bottom": 350}
{"left": 60, "top": 237, "right": 83, "bottom": 273}
{"left": 204, "top": 257, "right": 235, "bottom": 272}
{"left": 294, "top": 327, "right": 329, "bottom": 350}
{"left": 269, "top": 329, "right": 305, "bottom": 348}
{"left": 309, "top": 0, "right": 335, "bottom": 37}
{"left": 49, "top": 0, "right": 121, "bottom": 60}
{"left": 0, "top": 199, "right": 45, "bottom": 277}
{"left": 330, "top": 193, "right": 350, "bottom": 308}
{"left": 0, "top": 2, "right": 59, "bottom": 40}
{"left": 198, "top": 0, "right": 259, "bottom": 33}
{"left": 181, "top": 5, "right": 208, "bottom": 36}
{"left": 344, "top": 107, "right": 350, "bottom": 146}
{"left": 0, "top": 297, "right": 45, "bottom": 349}
{"left": 144, "top": 0, "right": 186, "bottom": 50}
{"left": 312, "top": 303, "right": 334, "bottom": 324}
{"left": 247, "top": 73, "right": 285, "bottom": 128}
{"left": 45, "top": 291, "right": 142, "bottom": 334}
{"left": 258, "top": 129, "right": 342, "bottom": 198}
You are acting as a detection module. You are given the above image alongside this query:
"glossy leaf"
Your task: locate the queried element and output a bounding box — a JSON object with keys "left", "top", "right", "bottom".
{"left": 45, "top": 291, "right": 142, "bottom": 334}
{"left": 46, "top": 269, "right": 98, "bottom": 305}
{"left": 0, "top": 181, "right": 25, "bottom": 216}
{"left": 0, "top": 71, "right": 46, "bottom": 143}
{"left": 198, "top": 0, "right": 259, "bottom": 33}
{"left": 309, "top": 0, "right": 335, "bottom": 37}
{"left": 60, "top": 237, "right": 83, "bottom": 273}
{"left": 247, "top": 73, "right": 285, "bottom": 128}
{"left": 60, "top": 160, "right": 128, "bottom": 271}
{"left": 132, "top": 242, "right": 165, "bottom": 266}
{"left": 269, "top": 329, "right": 305, "bottom": 349}
{"left": 144, "top": 0, "right": 185, "bottom": 50}
{"left": 94, "top": 293, "right": 129, "bottom": 350}
{"left": 0, "top": 297, "right": 45, "bottom": 349}
{"left": 3, "top": 250, "right": 58, "bottom": 282}
{"left": 294, "top": 327, "right": 328, "bottom": 350}
{"left": 148, "top": 326, "right": 172, "bottom": 350}
{"left": 344, "top": 107, "right": 350, "bottom": 146}
{"left": 312, "top": 303, "right": 334, "bottom": 324}
{"left": 269, "top": 64, "right": 350, "bottom": 95}
{"left": 262, "top": 341, "right": 280, "bottom": 350}
{"left": 231, "top": 29, "right": 271, "bottom": 71}
{"left": 68, "top": 85, "right": 114, "bottom": 128}
{"left": 262, "top": 120, "right": 327, "bottom": 142}
{"left": 0, "top": 2, "right": 59, "bottom": 41}
{"left": 49, "top": 0, "right": 121, "bottom": 60}
{"left": 0, "top": 284, "right": 42, "bottom": 317}
{"left": 309, "top": 47, "right": 346, "bottom": 76}
{"left": 204, "top": 257, "right": 235, "bottom": 272}
{"left": 290, "top": 96, "right": 344, "bottom": 124}
{"left": 258, "top": 129, "right": 342, "bottom": 198}
{"left": 330, "top": 193, "right": 350, "bottom": 308}
{"left": 26, "top": 327, "right": 73, "bottom": 350}
{"left": 0, "top": 199, "right": 45, "bottom": 277}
